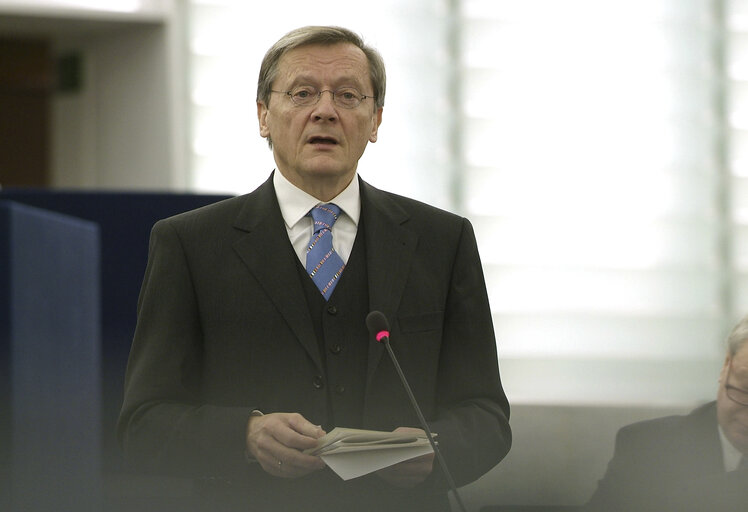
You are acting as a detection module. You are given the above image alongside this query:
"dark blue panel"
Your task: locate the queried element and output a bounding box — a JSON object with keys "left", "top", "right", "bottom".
{"left": 0, "top": 206, "right": 11, "bottom": 512}
{"left": 0, "top": 190, "right": 232, "bottom": 473}
{"left": 0, "top": 201, "right": 101, "bottom": 511}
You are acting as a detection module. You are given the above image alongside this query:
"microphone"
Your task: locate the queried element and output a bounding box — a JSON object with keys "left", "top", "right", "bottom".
{"left": 365, "top": 311, "right": 467, "bottom": 512}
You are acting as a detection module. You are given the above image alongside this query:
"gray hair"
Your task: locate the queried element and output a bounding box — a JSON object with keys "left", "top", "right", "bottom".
{"left": 727, "top": 312, "right": 748, "bottom": 357}
{"left": 256, "top": 25, "right": 386, "bottom": 111}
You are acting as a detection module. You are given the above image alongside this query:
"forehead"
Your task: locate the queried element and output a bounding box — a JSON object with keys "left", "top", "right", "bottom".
{"left": 276, "top": 43, "right": 371, "bottom": 87}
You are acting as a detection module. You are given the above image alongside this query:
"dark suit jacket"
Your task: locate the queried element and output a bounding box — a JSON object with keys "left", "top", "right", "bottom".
{"left": 584, "top": 401, "right": 747, "bottom": 512}
{"left": 117, "top": 174, "right": 511, "bottom": 511}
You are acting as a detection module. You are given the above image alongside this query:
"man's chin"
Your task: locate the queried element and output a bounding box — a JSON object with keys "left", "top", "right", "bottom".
{"left": 301, "top": 161, "right": 355, "bottom": 180}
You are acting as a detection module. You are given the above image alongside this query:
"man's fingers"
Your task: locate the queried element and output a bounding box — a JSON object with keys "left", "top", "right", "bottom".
{"left": 287, "top": 413, "right": 326, "bottom": 439}
{"left": 375, "top": 452, "right": 435, "bottom": 488}
{"left": 247, "top": 412, "right": 326, "bottom": 478}
{"left": 274, "top": 413, "right": 325, "bottom": 450}
{"left": 263, "top": 447, "right": 325, "bottom": 478}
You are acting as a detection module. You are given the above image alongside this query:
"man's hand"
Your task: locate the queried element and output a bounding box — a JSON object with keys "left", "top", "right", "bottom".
{"left": 246, "top": 412, "right": 326, "bottom": 478}
{"left": 375, "top": 427, "right": 435, "bottom": 487}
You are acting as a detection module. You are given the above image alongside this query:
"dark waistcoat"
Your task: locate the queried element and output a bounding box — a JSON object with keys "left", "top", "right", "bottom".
{"left": 295, "top": 222, "right": 370, "bottom": 430}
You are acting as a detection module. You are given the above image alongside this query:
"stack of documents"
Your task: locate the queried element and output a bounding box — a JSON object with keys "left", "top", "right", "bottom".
{"left": 305, "top": 427, "right": 435, "bottom": 480}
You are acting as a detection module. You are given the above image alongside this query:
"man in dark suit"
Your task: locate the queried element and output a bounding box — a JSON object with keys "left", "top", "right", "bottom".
{"left": 117, "top": 26, "right": 511, "bottom": 511}
{"left": 583, "top": 314, "right": 748, "bottom": 512}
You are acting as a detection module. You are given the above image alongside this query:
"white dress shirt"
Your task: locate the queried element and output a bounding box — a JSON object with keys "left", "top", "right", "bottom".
{"left": 718, "top": 424, "right": 744, "bottom": 472}
{"left": 273, "top": 170, "right": 360, "bottom": 266}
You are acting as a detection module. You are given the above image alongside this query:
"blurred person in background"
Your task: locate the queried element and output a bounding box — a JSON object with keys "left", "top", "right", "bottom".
{"left": 584, "top": 313, "right": 748, "bottom": 511}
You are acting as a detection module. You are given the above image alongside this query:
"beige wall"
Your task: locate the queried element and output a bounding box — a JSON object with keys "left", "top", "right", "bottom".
{"left": 0, "top": 0, "right": 186, "bottom": 190}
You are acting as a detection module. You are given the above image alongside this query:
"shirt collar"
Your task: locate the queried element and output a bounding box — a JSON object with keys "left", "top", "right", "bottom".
{"left": 718, "top": 424, "right": 744, "bottom": 472}
{"left": 273, "top": 170, "right": 361, "bottom": 228}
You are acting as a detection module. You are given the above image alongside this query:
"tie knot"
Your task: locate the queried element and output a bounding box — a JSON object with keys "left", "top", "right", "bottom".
{"left": 310, "top": 203, "right": 341, "bottom": 232}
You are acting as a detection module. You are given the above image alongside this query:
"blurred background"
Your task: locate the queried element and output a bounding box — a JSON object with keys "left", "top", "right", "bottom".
{"left": 1, "top": 0, "right": 747, "bottom": 510}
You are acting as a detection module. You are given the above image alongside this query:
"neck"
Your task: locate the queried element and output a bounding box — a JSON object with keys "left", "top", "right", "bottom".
{"left": 280, "top": 170, "right": 355, "bottom": 202}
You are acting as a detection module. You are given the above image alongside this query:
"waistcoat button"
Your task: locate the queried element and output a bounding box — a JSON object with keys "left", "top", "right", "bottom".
{"left": 312, "top": 375, "right": 324, "bottom": 389}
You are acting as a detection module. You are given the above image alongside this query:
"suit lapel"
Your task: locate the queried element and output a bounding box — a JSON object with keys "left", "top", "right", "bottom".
{"left": 231, "top": 176, "right": 323, "bottom": 372}
{"left": 360, "top": 179, "right": 418, "bottom": 388}
{"left": 227, "top": 176, "right": 419, "bottom": 386}
{"left": 688, "top": 402, "right": 727, "bottom": 474}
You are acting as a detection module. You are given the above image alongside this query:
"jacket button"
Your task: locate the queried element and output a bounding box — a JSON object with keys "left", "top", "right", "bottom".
{"left": 330, "top": 344, "right": 342, "bottom": 354}
{"left": 335, "top": 384, "right": 345, "bottom": 395}
{"left": 313, "top": 375, "right": 324, "bottom": 389}
{"left": 326, "top": 305, "right": 337, "bottom": 315}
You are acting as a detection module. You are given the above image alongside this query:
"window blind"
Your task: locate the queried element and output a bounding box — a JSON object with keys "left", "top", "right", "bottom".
{"left": 728, "top": 0, "right": 748, "bottom": 315}
{"left": 461, "top": 0, "right": 727, "bottom": 405}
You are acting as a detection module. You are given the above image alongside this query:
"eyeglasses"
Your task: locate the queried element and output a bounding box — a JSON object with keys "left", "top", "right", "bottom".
{"left": 724, "top": 358, "right": 748, "bottom": 406}
{"left": 271, "top": 86, "right": 374, "bottom": 109}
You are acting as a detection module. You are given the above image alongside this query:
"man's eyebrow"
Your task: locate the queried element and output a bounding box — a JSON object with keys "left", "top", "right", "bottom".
{"left": 287, "top": 74, "right": 365, "bottom": 88}
{"left": 288, "top": 75, "right": 318, "bottom": 86}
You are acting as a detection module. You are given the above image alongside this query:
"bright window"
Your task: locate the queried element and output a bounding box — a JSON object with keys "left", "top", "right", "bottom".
{"left": 463, "top": 0, "right": 728, "bottom": 405}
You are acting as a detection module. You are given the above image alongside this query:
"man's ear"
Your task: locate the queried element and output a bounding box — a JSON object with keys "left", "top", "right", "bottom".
{"left": 258, "top": 101, "right": 270, "bottom": 138}
{"left": 369, "top": 107, "right": 383, "bottom": 143}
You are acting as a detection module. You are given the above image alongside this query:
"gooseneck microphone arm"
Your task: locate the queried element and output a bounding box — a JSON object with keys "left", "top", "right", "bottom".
{"left": 365, "top": 311, "right": 468, "bottom": 512}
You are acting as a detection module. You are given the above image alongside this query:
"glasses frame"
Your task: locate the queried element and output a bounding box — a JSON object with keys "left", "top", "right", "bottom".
{"left": 724, "top": 357, "right": 748, "bottom": 406}
{"left": 270, "top": 87, "right": 374, "bottom": 109}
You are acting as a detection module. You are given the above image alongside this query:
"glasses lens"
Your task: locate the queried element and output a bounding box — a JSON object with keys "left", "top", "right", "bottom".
{"left": 290, "top": 86, "right": 318, "bottom": 106}
{"left": 333, "top": 88, "right": 362, "bottom": 108}
{"left": 287, "top": 86, "right": 365, "bottom": 108}
{"left": 727, "top": 386, "right": 748, "bottom": 406}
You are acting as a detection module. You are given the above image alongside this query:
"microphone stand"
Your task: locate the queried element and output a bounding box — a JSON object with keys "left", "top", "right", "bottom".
{"left": 380, "top": 336, "right": 469, "bottom": 512}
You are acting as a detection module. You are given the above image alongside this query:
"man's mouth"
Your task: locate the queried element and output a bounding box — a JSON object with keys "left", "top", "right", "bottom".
{"left": 308, "top": 136, "right": 338, "bottom": 145}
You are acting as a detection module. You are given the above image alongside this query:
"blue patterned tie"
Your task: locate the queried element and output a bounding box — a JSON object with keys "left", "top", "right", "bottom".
{"left": 306, "top": 203, "right": 345, "bottom": 299}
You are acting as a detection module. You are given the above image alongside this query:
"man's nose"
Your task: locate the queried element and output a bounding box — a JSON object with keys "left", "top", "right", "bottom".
{"left": 312, "top": 91, "right": 338, "bottom": 120}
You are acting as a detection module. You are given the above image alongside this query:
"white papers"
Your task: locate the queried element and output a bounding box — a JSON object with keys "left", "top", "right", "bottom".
{"left": 305, "top": 427, "right": 435, "bottom": 480}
